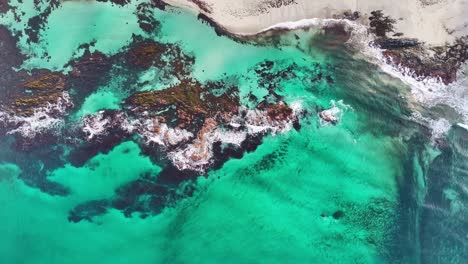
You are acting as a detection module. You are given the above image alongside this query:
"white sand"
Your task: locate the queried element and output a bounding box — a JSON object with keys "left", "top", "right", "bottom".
{"left": 164, "top": 0, "right": 468, "bottom": 46}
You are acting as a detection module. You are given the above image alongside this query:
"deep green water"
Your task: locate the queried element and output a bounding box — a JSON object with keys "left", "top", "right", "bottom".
{"left": 0, "top": 1, "right": 467, "bottom": 263}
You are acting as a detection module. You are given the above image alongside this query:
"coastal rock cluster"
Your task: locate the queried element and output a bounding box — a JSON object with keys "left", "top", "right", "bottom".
{"left": 0, "top": 16, "right": 301, "bottom": 173}
{"left": 383, "top": 37, "right": 468, "bottom": 84}
{"left": 165, "top": 0, "right": 468, "bottom": 86}
{"left": 2, "top": 0, "right": 461, "bottom": 178}
{"left": 83, "top": 78, "right": 299, "bottom": 172}
{"left": 368, "top": 10, "right": 468, "bottom": 84}
{"left": 0, "top": 1, "right": 10, "bottom": 13}
{"left": 0, "top": 71, "right": 69, "bottom": 117}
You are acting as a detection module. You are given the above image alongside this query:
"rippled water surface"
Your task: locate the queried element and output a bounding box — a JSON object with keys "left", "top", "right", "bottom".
{"left": 0, "top": 1, "right": 466, "bottom": 263}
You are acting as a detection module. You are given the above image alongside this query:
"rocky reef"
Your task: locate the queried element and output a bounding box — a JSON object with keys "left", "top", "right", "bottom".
{"left": 125, "top": 39, "right": 195, "bottom": 79}
{"left": 0, "top": 70, "right": 70, "bottom": 117}
{"left": 126, "top": 79, "right": 238, "bottom": 130}
{"left": 70, "top": 73, "right": 301, "bottom": 221}
{"left": 0, "top": 1, "right": 11, "bottom": 13}
{"left": 0, "top": 25, "right": 73, "bottom": 138}
{"left": 382, "top": 37, "right": 468, "bottom": 84}
{"left": 0, "top": 8, "right": 310, "bottom": 202}
{"left": 0, "top": 23, "right": 302, "bottom": 174}
{"left": 369, "top": 10, "right": 468, "bottom": 84}
{"left": 80, "top": 77, "right": 301, "bottom": 172}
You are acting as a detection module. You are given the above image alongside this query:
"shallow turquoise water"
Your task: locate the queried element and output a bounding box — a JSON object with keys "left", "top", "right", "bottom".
{"left": 0, "top": 1, "right": 466, "bottom": 263}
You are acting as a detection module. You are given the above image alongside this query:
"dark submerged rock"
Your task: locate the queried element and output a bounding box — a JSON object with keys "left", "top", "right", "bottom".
{"left": 375, "top": 38, "right": 420, "bottom": 50}
{"left": 0, "top": 1, "right": 11, "bottom": 13}
{"left": 369, "top": 10, "right": 397, "bottom": 38}
{"left": 136, "top": 2, "right": 161, "bottom": 33}
{"left": 96, "top": 0, "right": 132, "bottom": 6}
{"left": 332, "top": 210, "right": 345, "bottom": 219}
{"left": 0, "top": 69, "right": 70, "bottom": 117}
{"left": 68, "top": 200, "right": 110, "bottom": 223}
{"left": 125, "top": 79, "right": 239, "bottom": 132}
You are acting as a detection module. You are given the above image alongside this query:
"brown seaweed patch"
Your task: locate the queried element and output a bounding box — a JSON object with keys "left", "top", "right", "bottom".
{"left": 66, "top": 49, "right": 113, "bottom": 105}
{"left": 22, "top": 72, "right": 66, "bottom": 90}
{"left": 0, "top": 70, "right": 69, "bottom": 116}
{"left": 126, "top": 79, "right": 238, "bottom": 130}
{"left": 126, "top": 40, "right": 166, "bottom": 69}
{"left": 125, "top": 39, "right": 195, "bottom": 79}
{"left": 383, "top": 37, "right": 468, "bottom": 85}
{"left": 69, "top": 50, "right": 112, "bottom": 81}
{"left": 10, "top": 92, "right": 64, "bottom": 116}
{"left": 266, "top": 102, "right": 294, "bottom": 121}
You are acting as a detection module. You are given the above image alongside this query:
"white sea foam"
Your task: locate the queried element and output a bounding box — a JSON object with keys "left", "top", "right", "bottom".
{"left": 318, "top": 100, "right": 353, "bottom": 126}
{"left": 214, "top": 129, "right": 247, "bottom": 145}
{"left": 368, "top": 46, "right": 467, "bottom": 138}
{"left": 254, "top": 18, "right": 373, "bottom": 52}
{"left": 168, "top": 125, "right": 249, "bottom": 172}
{"left": 457, "top": 123, "right": 468, "bottom": 131}
{"left": 81, "top": 111, "right": 139, "bottom": 141}
{"left": 410, "top": 112, "right": 453, "bottom": 140}
{"left": 137, "top": 119, "right": 193, "bottom": 146}
{"left": 254, "top": 18, "right": 468, "bottom": 136}
{"left": 346, "top": 25, "right": 468, "bottom": 131}
{"left": 0, "top": 92, "right": 72, "bottom": 138}
{"left": 82, "top": 111, "right": 111, "bottom": 140}
{"left": 393, "top": 63, "right": 468, "bottom": 138}
{"left": 167, "top": 102, "right": 301, "bottom": 171}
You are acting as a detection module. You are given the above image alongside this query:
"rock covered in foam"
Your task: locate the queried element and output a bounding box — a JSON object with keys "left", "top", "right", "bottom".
{"left": 0, "top": 92, "right": 72, "bottom": 139}
{"left": 140, "top": 118, "right": 194, "bottom": 146}
{"left": 319, "top": 100, "right": 352, "bottom": 126}
{"left": 81, "top": 110, "right": 135, "bottom": 141}
{"left": 319, "top": 107, "right": 340, "bottom": 125}
{"left": 168, "top": 103, "right": 300, "bottom": 171}
{"left": 78, "top": 78, "right": 301, "bottom": 172}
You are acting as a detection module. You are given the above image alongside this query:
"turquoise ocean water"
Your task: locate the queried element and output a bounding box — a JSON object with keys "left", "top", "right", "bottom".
{"left": 0, "top": 1, "right": 466, "bottom": 263}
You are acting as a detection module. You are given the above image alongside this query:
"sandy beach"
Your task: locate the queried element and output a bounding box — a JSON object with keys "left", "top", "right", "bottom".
{"left": 164, "top": 0, "right": 468, "bottom": 46}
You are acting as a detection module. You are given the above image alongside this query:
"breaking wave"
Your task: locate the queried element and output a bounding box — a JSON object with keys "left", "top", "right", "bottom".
{"left": 0, "top": 92, "right": 72, "bottom": 138}
{"left": 251, "top": 18, "right": 468, "bottom": 138}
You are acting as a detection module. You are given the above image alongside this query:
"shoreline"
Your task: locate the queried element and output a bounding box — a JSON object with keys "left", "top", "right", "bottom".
{"left": 166, "top": 0, "right": 468, "bottom": 84}
{"left": 163, "top": 0, "right": 468, "bottom": 46}
{"left": 165, "top": 0, "right": 468, "bottom": 126}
